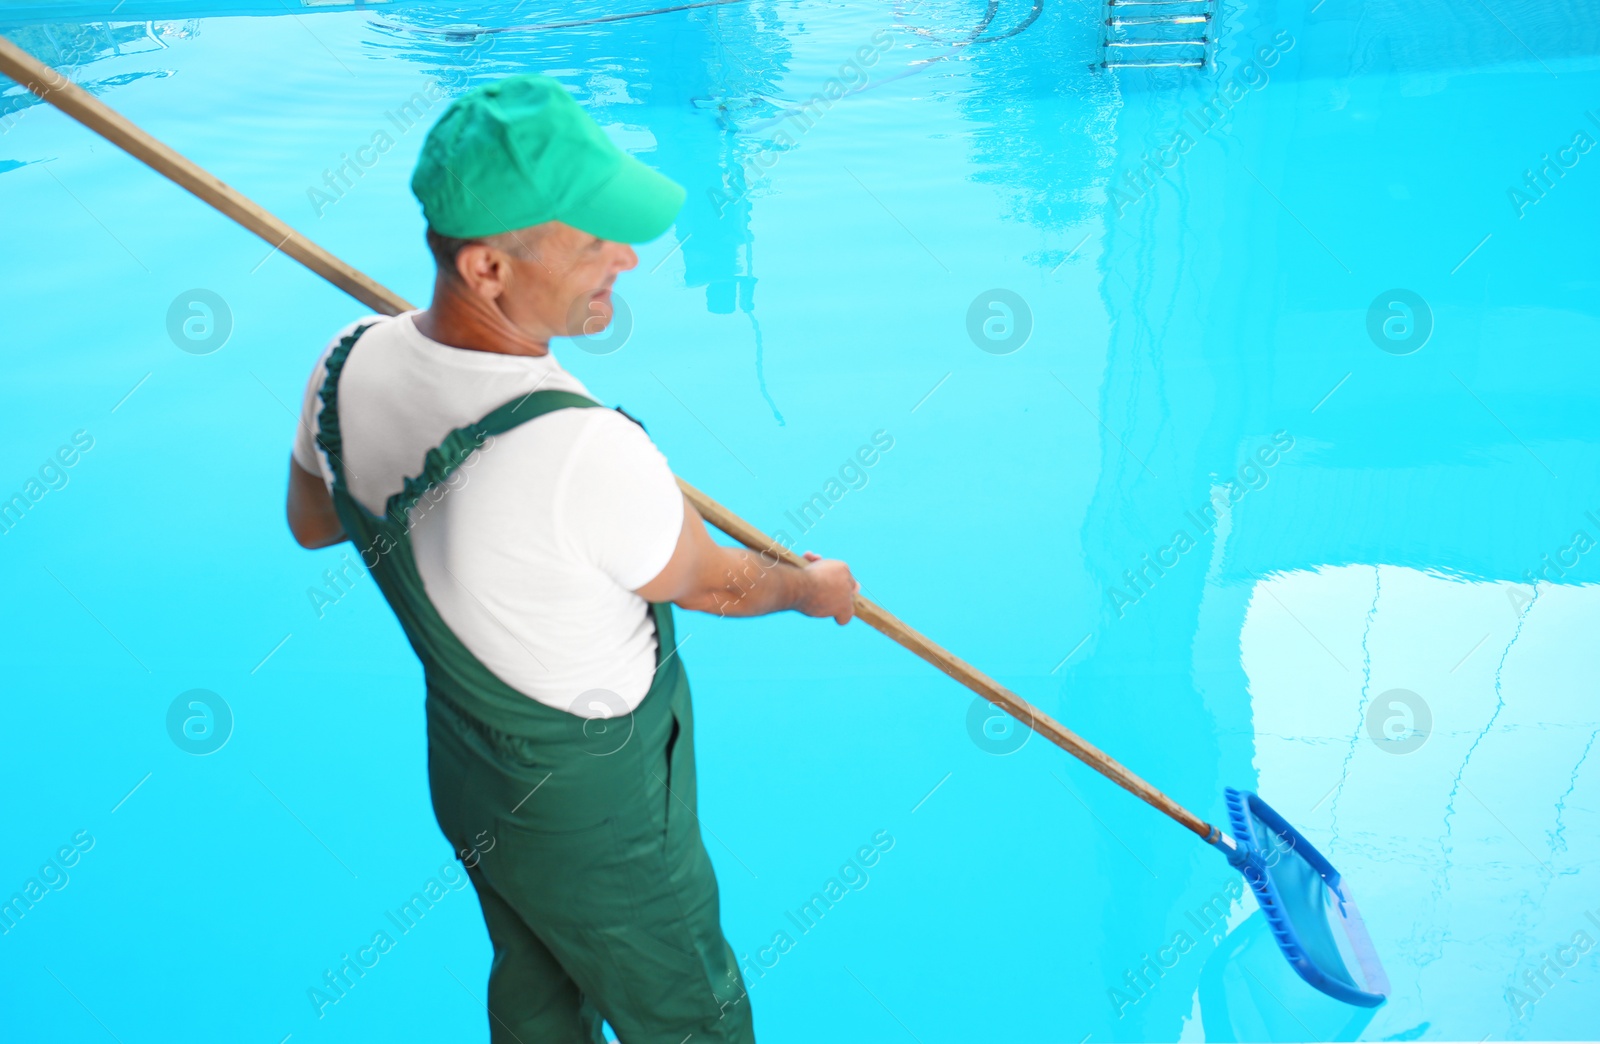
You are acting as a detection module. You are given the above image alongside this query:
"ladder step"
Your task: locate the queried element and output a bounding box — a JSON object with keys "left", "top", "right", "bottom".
{"left": 1108, "top": 0, "right": 1208, "bottom": 5}
{"left": 1108, "top": 13, "right": 1208, "bottom": 24}
{"left": 1103, "top": 59, "right": 1205, "bottom": 68}
{"left": 1106, "top": 38, "right": 1207, "bottom": 46}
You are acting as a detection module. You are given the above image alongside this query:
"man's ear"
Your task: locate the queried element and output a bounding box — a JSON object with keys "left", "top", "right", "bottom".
{"left": 455, "top": 243, "right": 509, "bottom": 299}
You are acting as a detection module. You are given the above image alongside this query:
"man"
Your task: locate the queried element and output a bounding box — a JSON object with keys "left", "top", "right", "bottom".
{"left": 284, "top": 74, "right": 857, "bottom": 1044}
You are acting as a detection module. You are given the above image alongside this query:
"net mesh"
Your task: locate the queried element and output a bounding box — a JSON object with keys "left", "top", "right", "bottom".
{"left": 1249, "top": 806, "right": 1360, "bottom": 992}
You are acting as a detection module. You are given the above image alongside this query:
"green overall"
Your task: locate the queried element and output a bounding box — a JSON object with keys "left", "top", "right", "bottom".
{"left": 317, "top": 325, "right": 755, "bottom": 1044}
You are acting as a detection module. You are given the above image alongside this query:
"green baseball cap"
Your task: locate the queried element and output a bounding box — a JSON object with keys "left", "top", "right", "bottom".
{"left": 411, "top": 74, "right": 685, "bottom": 244}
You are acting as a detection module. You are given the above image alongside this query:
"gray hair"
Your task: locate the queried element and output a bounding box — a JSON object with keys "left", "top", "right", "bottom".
{"left": 425, "top": 226, "right": 548, "bottom": 277}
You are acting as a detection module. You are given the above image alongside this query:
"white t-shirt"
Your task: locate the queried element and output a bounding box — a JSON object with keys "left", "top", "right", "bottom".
{"left": 292, "top": 313, "right": 684, "bottom": 714}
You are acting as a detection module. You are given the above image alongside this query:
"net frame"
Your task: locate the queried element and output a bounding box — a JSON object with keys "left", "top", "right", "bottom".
{"left": 1220, "top": 787, "right": 1390, "bottom": 1008}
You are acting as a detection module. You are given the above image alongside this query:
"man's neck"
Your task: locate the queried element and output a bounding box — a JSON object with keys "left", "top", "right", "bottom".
{"left": 411, "top": 277, "right": 551, "bottom": 358}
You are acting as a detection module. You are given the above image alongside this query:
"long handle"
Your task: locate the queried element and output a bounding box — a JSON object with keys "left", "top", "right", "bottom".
{"left": 0, "top": 36, "right": 1216, "bottom": 842}
{"left": 683, "top": 480, "right": 1213, "bottom": 838}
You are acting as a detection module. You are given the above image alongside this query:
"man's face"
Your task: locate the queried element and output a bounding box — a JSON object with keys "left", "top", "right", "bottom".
{"left": 496, "top": 222, "right": 638, "bottom": 339}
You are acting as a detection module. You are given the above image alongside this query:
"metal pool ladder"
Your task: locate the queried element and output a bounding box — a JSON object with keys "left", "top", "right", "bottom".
{"left": 1102, "top": 0, "right": 1213, "bottom": 69}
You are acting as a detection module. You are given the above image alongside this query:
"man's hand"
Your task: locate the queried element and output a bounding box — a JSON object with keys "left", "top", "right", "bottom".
{"left": 795, "top": 551, "right": 858, "bottom": 625}
{"left": 636, "top": 497, "right": 858, "bottom": 624}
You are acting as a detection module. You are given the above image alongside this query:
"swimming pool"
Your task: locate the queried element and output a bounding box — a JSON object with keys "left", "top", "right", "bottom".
{"left": 2, "top": 0, "right": 1597, "bottom": 1040}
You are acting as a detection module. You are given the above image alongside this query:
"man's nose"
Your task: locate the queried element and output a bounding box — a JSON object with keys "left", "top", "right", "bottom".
{"left": 614, "top": 243, "right": 639, "bottom": 273}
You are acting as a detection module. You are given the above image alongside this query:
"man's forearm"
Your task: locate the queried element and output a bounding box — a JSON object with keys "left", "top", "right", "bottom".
{"left": 287, "top": 458, "right": 347, "bottom": 549}
{"left": 677, "top": 545, "right": 812, "bottom": 618}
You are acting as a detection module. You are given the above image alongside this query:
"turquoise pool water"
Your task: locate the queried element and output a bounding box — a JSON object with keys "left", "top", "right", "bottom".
{"left": 3, "top": 1, "right": 1598, "bottom": 1041}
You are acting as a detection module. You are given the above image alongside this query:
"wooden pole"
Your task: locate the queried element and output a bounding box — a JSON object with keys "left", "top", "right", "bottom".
{"left": 0, "top": 34, "right": 1216, "bottom": 842}
{"left": 681, "top": 480, "right": 1214, "bottom": 837}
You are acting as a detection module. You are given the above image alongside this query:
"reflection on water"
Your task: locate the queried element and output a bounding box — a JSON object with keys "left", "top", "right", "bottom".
{"left": 0, "top": 21, "right": 186, "bottom": 129}
{"left": 1199, "top": 910, "right": 1380, "bottom": 1042}
{"left": 946, "top": 0, "right": 1113, "bottom": 243}
{"left": 1245, "top": 567, "right": 1600, "bottom": 1038}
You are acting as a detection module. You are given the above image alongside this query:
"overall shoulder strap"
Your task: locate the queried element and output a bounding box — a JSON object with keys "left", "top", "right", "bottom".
{"left": 384, "top": 388, "right": 603, "bottom": 523}
{"left": 314, "top": 321, "right": 378, "bottom": 492}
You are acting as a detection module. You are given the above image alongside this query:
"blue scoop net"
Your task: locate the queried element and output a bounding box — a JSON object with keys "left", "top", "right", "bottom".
{"left": 1213, "top": 788, "right": 1390, "bottom": 1008}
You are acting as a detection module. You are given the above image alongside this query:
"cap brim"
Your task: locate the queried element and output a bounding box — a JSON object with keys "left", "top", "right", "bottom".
{"left": 561, "top": 153, "right": 686, "bottom": 245}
